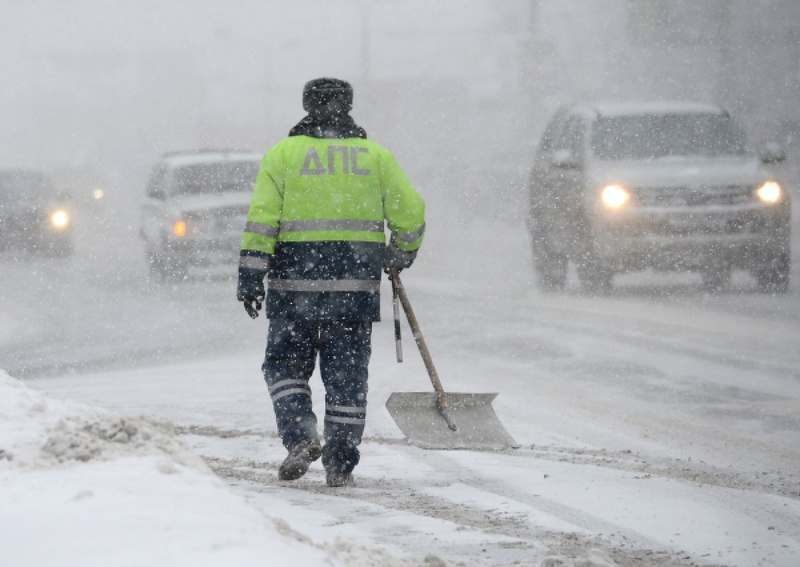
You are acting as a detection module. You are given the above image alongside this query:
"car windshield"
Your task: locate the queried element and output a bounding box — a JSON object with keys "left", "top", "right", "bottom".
{"left": 171, "top": 161, "right": 260, "bottom": 197}
{"left": 590, "top": 113, "right": 750, "bottom": 160}
{"left": 0, "top": 171, "right": 56, "bottom": 204}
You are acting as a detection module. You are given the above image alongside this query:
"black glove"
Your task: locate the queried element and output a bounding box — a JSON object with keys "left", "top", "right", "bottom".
{"left": 237, "top": 267, "right": 266, "bottom": 319}
{"left": 383, "top": 245, "right": 416, "bottom": 274}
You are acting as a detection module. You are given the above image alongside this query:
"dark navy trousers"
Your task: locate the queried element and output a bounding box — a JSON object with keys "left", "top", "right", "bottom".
{"left": 262, "top": 319, "right": 372, "bottom": 475}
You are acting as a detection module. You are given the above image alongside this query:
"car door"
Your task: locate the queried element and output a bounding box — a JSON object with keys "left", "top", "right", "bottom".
{"left": 528, "top": 111, "right": 566, "bottom": 232}
{"left": 539, "top": 113, "right": 588, "bottom": 257}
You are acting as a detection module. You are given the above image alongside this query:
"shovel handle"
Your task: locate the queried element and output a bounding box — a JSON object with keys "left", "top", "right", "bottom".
{"left": 391, "top": 274, "right": 403, "bottom": 363}
{"left": 390, "top": 271, "right": 458, "bottom": 431}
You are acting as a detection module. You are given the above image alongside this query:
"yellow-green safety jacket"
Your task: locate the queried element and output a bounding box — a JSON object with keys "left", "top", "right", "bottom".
{"left": 240, "top": 135, "right": 425, "bottom": 321}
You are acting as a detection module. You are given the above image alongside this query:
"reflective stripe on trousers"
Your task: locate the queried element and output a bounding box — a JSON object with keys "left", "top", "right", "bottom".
{"left": 262, "top": 319, "right": 372, "bottom": 473}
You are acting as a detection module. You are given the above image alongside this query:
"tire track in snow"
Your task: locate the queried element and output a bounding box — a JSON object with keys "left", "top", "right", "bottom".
{"left": 202, "top": 452, "right": 688, "bottom": 567}
{"left": 184, "top": 428, "right": 715, "bottom": 567}
{"left": 181, "top": 425, "right": 799, "bottom": 499}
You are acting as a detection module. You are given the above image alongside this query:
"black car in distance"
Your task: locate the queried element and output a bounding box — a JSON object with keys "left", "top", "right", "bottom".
{"left": 0, "top": 170, "right": 73, "bottom": 258}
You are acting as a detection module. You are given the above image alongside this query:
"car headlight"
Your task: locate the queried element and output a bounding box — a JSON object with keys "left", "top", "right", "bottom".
{"left": 600, "top": 184, "right": 630, "bottom": 209}
{"left": 92, "top": 188, "right": 105, "bottom": 201}
{"left": 172, "top": 220, "right": 188, "bottom": 237}
{"left": 50, "top": 209, "right": 70, "bottom": 230}
{"left": 756, "top": 180, "right": 782, "bottom": 204}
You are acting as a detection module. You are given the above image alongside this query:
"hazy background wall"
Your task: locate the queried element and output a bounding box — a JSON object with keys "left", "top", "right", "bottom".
{"left": 2, "top": 0, "right": 799, "bottom": 226}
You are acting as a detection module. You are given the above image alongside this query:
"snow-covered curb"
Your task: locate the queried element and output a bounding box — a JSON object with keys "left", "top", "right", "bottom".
{"left": 0, "top": 370, "right": 415, "bottom": 567}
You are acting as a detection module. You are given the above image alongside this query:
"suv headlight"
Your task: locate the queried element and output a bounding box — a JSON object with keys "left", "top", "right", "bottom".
{"left": 600, "top": 184, "right": 630, "bottom": 209}
{"left": 50, "top": 209, "right": 70, "bottom": 230}
{"left": 756, "top": 180, "right": 782, "bottom": 204}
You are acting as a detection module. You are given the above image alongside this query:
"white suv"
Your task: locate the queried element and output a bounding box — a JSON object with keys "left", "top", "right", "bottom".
{"left": 527, "top": 102, "right": 791, "bottom": 293}
{"left": 140, "top": 150, "right": 262, "bottom": 279}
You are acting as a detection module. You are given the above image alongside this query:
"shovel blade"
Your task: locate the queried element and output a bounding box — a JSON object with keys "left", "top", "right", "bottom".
{"left": 385, "top": 392, "right": 519, "bottom": 450}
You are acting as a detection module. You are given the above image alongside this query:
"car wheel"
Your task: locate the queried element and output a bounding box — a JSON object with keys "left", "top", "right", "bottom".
{"left": 145, "top": 249, "right": 164, "bottom": 276}
{"left": 532, "top": 234, "right": 567, "bottom": 292}
{"left": 162, "top": 262, "right": 189, "bottom": 281}
{"left": 146, "top": 250, "right": 187, "bottom": 281}
{"left": 576, "top": 247, "right": 613, "bottom": 294}
{"left": 755, "top": 251, "right": 790, "bottom": 293}
{"left": 147, "top": 241, "right": 190, "bottom": 281}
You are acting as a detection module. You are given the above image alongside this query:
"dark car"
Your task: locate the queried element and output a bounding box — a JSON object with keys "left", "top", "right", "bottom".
{"left": 527, "top": 102, "right": 791, "bottom": 293}
{"left": 0, "top": 170, "right": 73, "bottom": 257}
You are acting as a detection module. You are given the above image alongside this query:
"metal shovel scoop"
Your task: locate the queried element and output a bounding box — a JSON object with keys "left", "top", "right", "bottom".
{"left": 385, "top": 272, "right": 518, "bottom": 451}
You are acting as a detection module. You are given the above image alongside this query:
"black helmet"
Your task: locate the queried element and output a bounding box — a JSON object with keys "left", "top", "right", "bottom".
{"left": 302, "top": 77, "right": 353, "bottom": 115}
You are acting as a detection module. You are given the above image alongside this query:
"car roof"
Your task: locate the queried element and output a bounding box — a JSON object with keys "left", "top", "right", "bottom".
{"left": 159, "top": 150, "right": 263, "bottom": 168}
{"left": 569, "top": 101, "right": 727, "bottom": 119}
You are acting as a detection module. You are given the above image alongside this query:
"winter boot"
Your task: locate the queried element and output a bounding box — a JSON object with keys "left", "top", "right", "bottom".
{"left": 278, "top": 442, "right": 321, "bottom": 481}
{"left": 321, "top": 443, "right": 358, "bottom": 487}
{"left": 325, "top": 468, "right": 354, "bottom": 487}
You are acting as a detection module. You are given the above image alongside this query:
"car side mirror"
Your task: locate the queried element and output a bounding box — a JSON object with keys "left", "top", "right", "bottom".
{"left": 759, "top": 142, "right": 786, "bottom": 165}
{"left": 550, "top": 149, "right": 582, "bottom": 170}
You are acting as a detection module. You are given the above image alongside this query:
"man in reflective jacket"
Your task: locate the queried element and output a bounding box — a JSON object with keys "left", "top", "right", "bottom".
{"left": 237, "top": 77, "right": 425, "bottom": 487}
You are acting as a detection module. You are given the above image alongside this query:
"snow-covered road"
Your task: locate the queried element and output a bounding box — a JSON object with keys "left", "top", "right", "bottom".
{"left": 2, "top": 210, "right": 800, "bottom": 565}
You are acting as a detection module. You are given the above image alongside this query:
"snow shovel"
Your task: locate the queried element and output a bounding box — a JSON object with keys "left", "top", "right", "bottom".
{"left": 385, "top": 271, "right": 518, "bottom": 451}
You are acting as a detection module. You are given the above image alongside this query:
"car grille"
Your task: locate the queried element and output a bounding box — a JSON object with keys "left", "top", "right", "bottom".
{"left": 186, "top": 205, "right": 249, "bottom": 235}
{"left": 648, "top": 215, "right": 758, "bottom": 236}
{"left": 633, "top": 185, "right": 754, "bottom": 208}
{"left": 605, "top": 184, "right": 769, "bottom": 238}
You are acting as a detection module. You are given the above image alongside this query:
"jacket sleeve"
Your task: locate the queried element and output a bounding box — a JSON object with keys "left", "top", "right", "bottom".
{"left": 381, "top": 151, "right": 425, "bottom": 255}
{"left": 240, "top": 146, "right": 285, "bottom": 270}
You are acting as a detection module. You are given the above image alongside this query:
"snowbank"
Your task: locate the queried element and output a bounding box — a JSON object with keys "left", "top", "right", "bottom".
{"left": 0, "top": 370, "right": 413, "bottom": 567}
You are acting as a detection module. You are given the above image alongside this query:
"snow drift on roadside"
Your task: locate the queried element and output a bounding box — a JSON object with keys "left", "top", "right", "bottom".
{"left": 0, "top": 369, "right": 414, "bottom": 567}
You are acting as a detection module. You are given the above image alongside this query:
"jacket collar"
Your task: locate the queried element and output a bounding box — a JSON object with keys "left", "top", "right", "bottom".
{"left": 288, "top": 114, "right": 367, "bottom": 139}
